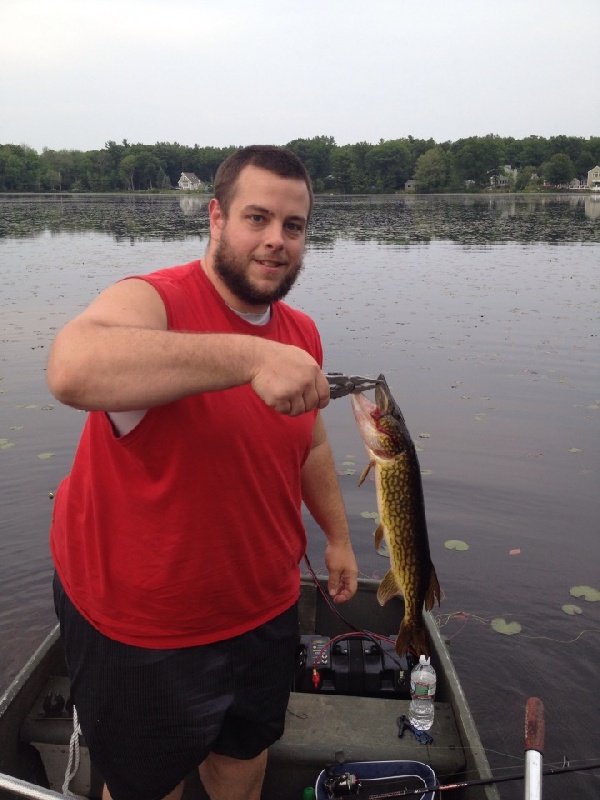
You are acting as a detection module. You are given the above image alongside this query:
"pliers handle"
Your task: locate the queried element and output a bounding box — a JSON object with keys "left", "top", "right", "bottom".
{"left": 396, "top": 715, "right": 434, "bottom": 745}
{"left": 326, "top": 373, "right": 382, "bottom": 400}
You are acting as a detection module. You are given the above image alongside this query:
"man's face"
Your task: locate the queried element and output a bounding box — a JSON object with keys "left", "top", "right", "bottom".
{"left": 208, "top": 165, "right": 310, "bottom": 312}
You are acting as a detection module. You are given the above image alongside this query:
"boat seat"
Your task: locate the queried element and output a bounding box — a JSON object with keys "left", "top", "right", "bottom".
{"left": 19, "top": 676, "right": 102, "bottom": 798}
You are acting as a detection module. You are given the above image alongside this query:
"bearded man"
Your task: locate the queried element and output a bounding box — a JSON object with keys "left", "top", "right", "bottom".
{"left": 48, "top": 145, "right": 358, "bottom": 800}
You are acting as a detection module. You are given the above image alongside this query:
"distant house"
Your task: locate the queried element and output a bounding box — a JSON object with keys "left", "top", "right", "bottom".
{"left": 404, "top": 180, "right": 417, "bottom": 192}
{"left": 490, "top": 165, "right": 518, "bottom": 188}
{"left": 178, "top": 172, "right": 207, "bottom": 191}
{"left": 587, "top": 165, "right": 600, "bottom": 190}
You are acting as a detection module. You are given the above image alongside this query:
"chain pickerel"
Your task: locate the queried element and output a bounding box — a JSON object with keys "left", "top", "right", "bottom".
{"left": 351, "top": 375, "right": 441, "bottom": 657}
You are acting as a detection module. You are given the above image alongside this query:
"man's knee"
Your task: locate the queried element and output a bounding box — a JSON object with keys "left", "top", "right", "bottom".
{"left": 102, "top": 780, "right": 184, "bottom": 800}
{"left": 199, "top": 750, "right": 267, "bottom": 800}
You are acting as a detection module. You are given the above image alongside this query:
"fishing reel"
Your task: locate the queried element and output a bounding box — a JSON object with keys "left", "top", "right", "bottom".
{"left": 324, "top": 769, "right": 360, "bottom": 798}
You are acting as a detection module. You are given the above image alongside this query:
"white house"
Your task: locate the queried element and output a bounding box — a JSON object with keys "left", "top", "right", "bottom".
{"left": 587, "top": 165, "right": 600, "bottom": 190}
{"left": 178, "top": 172, "right": 208, "bottom": 191}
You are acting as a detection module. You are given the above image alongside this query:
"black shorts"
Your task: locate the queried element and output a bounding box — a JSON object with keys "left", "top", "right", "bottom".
{"left": 53, "top": 574, "right": 299, "bottom": 800}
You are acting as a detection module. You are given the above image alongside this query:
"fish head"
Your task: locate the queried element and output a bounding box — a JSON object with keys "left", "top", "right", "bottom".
{"left": 350, "top": 375, "right": 410, "bottom": 459}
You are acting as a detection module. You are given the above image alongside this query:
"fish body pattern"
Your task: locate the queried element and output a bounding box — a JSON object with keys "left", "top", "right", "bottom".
{"left": 351, "top": 376, "right": 440, "bottom": 657}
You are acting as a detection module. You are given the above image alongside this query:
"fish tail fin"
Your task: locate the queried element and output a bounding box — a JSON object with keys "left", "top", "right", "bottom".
{"left": 424, "top": 565, "right": 441, "bottom": 611}
{"left": 395, "top": 619, "right": 430, "bottom": 659}
{"left": 377, "top": 569, "right": 401, "bottom": 606}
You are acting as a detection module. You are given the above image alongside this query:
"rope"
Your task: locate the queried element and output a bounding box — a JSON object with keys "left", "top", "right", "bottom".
{"left": 62, "top": 706, "right": 86, "bottom": 800}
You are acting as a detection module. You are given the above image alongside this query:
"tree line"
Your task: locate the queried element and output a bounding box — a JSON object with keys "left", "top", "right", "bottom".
{"left": 1, "top": 134, "right": 599, "bottom": 194}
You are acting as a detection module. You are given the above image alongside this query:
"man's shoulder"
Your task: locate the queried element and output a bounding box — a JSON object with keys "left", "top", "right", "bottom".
{"left": 275, "top": 299, "right": 317, "bottom": 329}
{"left": 139, "top": 260, "right": 201, "bottom": 287}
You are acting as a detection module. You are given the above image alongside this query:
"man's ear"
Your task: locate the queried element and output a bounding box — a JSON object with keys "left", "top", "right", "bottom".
{"left": 208, "top": 198, "right": 224, "bottom": 239}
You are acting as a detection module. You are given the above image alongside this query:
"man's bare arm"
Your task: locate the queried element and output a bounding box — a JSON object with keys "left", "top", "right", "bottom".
{"left": 301, "top": 414, "right": 358, "bottom": 603}
{"left": 47, "top": 279, "right": 330, "bottom": 415}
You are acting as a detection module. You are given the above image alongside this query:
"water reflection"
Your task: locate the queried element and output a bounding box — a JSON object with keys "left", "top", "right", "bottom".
{"left": 584, "top": 194, "right": 600, "bottom": 219}
{"left": 1, "top": 193, "right": 599, "bottom": 245}
{"left": 179, "top": 195, "right": 208, "bottom": 216}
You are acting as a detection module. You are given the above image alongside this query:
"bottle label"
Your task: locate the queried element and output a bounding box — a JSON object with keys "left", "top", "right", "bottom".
{"left": 411, "top": 680, "right": 436, "bottom": 698}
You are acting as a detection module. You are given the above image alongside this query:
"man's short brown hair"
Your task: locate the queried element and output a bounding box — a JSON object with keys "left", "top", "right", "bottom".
{"left": 214, "top": 145, "right": 313, "bottom": 220}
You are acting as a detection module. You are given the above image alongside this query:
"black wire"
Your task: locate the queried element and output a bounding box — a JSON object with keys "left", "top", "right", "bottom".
{"left": 303, "top": 555, "right": 406, "bottom": 671}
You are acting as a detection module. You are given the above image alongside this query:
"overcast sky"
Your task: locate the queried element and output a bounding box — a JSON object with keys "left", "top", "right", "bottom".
{"left": 1, "top": 0, "right": 598, "bottom": 153}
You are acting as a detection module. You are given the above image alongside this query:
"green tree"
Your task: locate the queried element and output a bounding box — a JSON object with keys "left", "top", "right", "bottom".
{"left": 452, "top": 135, "right": 505, "bottom": 186}
{"left": 0, "top": 144, "right": 41, "bottom": 190}
{"left": 286, "top": 136, "right": 336, "bottom": 190}
{"left": 517, "top": 135, "right": 549, "bottom": 169}
{"left": 413, "top": 147, "right": 452, "bottom": 192}
{"left": 330, "top": 146, "right": 356, "bottom": 193}
{"left": 542, "top": 153, "right": 576, "bottom": 186}
{"left": 119, "top": 154, "right": 137, "bottom": 190}
{"left": 515, "top": 165, "right": 539, "bottom": 191}
{"left": 365, "top": 140, "right": 411, "bottom": 192}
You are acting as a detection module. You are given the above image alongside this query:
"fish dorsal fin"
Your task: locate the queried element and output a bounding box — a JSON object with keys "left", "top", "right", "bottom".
{"left": 377, "top": 569, "right": 401, "bottom": 606}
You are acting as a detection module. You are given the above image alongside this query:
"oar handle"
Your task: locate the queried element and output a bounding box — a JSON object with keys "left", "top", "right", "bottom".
{"left": 524, "top": 697, "right": 545, "bottom": 800}
{"left": 525, "top": 696, "right": 545, "bottom": 753}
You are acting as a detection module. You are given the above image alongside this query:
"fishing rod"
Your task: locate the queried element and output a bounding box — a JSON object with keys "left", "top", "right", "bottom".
{"left": 372, "top": 758, "right": 600, "bottom": 797}
{"left": 322, "top": 759, "right": 600, "bottom": 799}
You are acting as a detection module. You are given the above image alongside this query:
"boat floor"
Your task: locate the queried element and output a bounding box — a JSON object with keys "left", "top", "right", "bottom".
{"left": 21, "top": 675, "right": 464, "bottom": 799}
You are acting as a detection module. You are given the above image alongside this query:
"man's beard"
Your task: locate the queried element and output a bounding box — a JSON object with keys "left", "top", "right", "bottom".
{"left": 212, "top": 233, "right": 303, "bottom": 307}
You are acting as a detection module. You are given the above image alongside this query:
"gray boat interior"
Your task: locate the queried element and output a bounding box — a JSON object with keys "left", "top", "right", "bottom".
{"left": 0, "top": 578, "right": 499, "bottom": 800}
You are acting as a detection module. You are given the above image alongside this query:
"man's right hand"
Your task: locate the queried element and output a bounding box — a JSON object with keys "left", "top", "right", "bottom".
{"left": 249, "top": 340, "right": 330, "bottom": 416}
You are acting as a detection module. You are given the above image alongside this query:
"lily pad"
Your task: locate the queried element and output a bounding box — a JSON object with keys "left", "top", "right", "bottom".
{"left": 37, "top": 452, "right": 56, "bottom": 460}
{"left": 445, "top": 539, "right": 470, "bottom": 551}
{"left": 570, "top": 585, "right": 600, "bottom": 602}
{"left": 491, "top": 618, "right": 522, "bottom": 635}
{"left": 568, "top": 447, "right": 582, "bottom": 453}
{"left": 361, "top": 511, "right": 379, "bottom": 520}
{"left": 420, "top": 468, "right": 433, "bottom": 476}
{"left": 0, "top": 439, "right": 16, "bottom": 450}
{"left": 562, "top": 604, "right": 583, "bottom": 616}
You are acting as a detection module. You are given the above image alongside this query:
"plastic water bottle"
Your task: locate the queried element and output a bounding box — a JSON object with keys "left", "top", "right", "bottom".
{"left": 409, "top": 655, "right": 436, "bottom": 730}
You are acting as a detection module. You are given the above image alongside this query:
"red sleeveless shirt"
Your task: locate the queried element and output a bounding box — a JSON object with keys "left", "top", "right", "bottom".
{"left": 50, "top": 261, "right": 322, "bottom": 647}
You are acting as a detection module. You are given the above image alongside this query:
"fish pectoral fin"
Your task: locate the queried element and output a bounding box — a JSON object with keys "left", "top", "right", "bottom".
{"left": 377, "top": 569, "right": 402, "bottom": 606}
{"left": 424, "top": 565, "right": 442, "bottom": 611}
{"left": 357, "top": 460, "right": 374, "bottom": 487}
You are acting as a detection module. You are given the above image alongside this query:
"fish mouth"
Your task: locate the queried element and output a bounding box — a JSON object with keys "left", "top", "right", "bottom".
{"left": 351, "top": 374, "right": 393, "bottom": 428}
{"left": 351, "top": 375, "right": 408, "bottom": 457}
{"left": 374, "top": 374, "right": 395, "bottom": 413}
{"left": 351, "top": 386, "right": 389, "bottom": 455}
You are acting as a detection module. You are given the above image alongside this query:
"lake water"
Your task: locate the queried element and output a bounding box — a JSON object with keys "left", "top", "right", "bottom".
{"left": 1, "top": 193, "right": 599, "bottom": 799}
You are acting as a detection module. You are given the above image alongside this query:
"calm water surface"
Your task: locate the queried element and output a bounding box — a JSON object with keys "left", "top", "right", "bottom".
{"left": 1, "top": 194, "right": 599, "bottom": 799}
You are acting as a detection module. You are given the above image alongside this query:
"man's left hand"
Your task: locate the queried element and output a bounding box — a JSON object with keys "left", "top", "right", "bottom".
{"left": 325, "top": 540, "right": 358, "bottom": 604}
